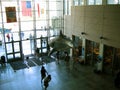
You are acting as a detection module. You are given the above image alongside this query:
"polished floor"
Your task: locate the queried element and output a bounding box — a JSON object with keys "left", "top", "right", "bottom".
{"left": 0, "top": 57, "right": 119, "bottom": 90}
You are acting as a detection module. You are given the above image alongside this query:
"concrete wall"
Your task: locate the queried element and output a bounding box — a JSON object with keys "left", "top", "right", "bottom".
{"left": 64, "top": 5, "right": 120, "bottom": 49}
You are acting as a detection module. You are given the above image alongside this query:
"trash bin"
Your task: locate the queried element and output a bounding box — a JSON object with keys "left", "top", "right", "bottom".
{"left": 1, "top": 55, "right": 6, "bottom": 63}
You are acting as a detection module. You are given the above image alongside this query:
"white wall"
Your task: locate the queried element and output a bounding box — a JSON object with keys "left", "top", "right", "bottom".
{"left": 64, "top": 5, "right": 120, "bottom": 49}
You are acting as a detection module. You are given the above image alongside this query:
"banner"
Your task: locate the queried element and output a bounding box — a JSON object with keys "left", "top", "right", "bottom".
{"left": 37, "top": 3, "right": 40, "bottom": 17}
{"left": 21, "top": 1, "right": 32, "bottom": 16}
{"left": 41, "top": 8, "right": 44, "bottom": 14}
{"left": 5, "top": 7, "right": 17, "bottom": 23}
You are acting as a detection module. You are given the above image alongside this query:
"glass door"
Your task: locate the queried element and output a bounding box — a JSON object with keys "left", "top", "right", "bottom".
{"left": 1, "top": 1, "right": 22, "bottom": 62}
{"left": 6, "top": 40, "right": 22, "bottom": 62}
{"left": 35, "top": 29, "right": 48, "bottom": 59}
{"left": 86, "top": 40, "right": 99, "bottom": 66}
{"left": 21, "top": 31, "right": 34, "bottom": 56}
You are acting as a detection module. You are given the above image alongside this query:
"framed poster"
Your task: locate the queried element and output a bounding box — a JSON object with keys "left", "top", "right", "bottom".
{"left": 6, "top": 7, "right": 17, "bottom": 23}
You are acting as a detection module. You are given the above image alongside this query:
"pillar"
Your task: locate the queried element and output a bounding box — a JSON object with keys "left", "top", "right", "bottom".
{"left": 82, "top": 38, "right": 86, "bottom": 64}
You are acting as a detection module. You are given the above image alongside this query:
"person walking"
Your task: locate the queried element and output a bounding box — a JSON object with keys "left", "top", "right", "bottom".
{"left": 56, "top": 51, "right": 60, "bottom": 64}
{"left": 114, "top": 71, "right": 120, "bottom": 88}
{"left": 6, "top": 34, "right": 10, "bottom": 41}
{"left": 40, "top": 66, "right": 48, "bottom": 83}
{"left": 64, "top": 52, "right": 70, "bottom": 65}
{"left": 44, "top": 74, "right": 51, "bottom": 90}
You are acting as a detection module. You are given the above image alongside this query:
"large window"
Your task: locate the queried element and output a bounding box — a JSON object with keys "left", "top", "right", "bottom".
{"left": 0, "top": 0, "right": 64, "bottom": 58}
{"left": 0, "top": 0, "right": 64, "bottom": 36}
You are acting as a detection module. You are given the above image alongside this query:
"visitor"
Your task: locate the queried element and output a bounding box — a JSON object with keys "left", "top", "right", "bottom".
{"left": 6, "top": 34, "right": 10, "bottom": 41}
{"left": 44, "top": 74, "right": 51, "bottom": 90}
{"left": 40, "top": 66, "right": 48, "bottom": 83}
{"left": 64, "top": 52, "right": 70, "bottom": 65}
{"left": 114, "top": 71, "right": 120, "bottom": 88}
{"left": 56, "top": 51, "right": 60, "bottom": 64}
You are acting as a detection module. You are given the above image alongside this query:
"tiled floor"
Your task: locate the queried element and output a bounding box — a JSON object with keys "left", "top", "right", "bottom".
{"left": 0, "top": 57, "right": 119, "bottom": 90}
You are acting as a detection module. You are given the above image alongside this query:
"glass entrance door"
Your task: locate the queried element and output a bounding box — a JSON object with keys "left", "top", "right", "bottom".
{"left": 21, "top": 31, "right": 34, "bottom": 56}
{"left": 0, "top": 1, "right": 23, "bottom": 62}
{"left": 5, "top": 31, "right": 22, "bottom": 62}
{"left": 6, "top": 40, "right": 22, "bottom": 62}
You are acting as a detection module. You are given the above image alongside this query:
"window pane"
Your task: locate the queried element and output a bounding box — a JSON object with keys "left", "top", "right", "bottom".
{"left": 74, "top": 0, "right": 79, "bottom": 6}
{"left": 14, "top": 42, "right": 20, "bottom": 52}
{"left": 107, "top": 0, "right": 119, "bottom": 4}
{"left": 88, "top": 0, "right": 94, "bottom": 5}
{"left": 64, "top": 0, "right": 68, "bottom": 15}
{"left": 79, "top": 0, "right": 84, "bottom": 5}
{"left": 96, "top": 0, "right": 102, "bottom": 5}
{"left": 69, "top": 1, "right": 72, "bottom": 15}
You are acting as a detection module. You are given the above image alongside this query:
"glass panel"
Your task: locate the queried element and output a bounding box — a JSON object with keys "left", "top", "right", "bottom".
{"left": 11, "top": 32, "right": 20, "bottom": 41}
{"left": 49, "top": 2, "right": 58, "bottom": 10}
{"left": 22, "top": 31, "right": 34, "bottom": 55}
{"left": 50, "top": 29, "right": 55, "bottom": 36}
{"left": 22, "top": 40, "right": 31, "bottom": 55}
{"left": 0, "top": 9, "right": 6, "bottom": 56}
{"left": 49, "top": 11, "right": 63, "bottom": 18}
{"left": 22, "top": 31, "right": 33, "bottom": 40}
{"left": 74, "top": 0, "right": 79, "bottom": 6}
{"left": 88, "top": 0, "right": 95, "bottom": 5}
{"left": 36, "top": 21, "right": 47, "bottom": 29}
{"left": 51, "top": 16, "right": 63, "bottom": 30}
{"left": 107, "top": 0, "right": 119, "bottom": 4}
{"left": 21, "top": 22, "right": 33, "bottom": 32}
{"left": 0, "top": 40, "right": 5, "bottom": 56}
{"left": 103, "top": 45, "right": 114, "bottom": 74}
{"left": 6, "top": 43, "right": 13, "bottom": 53}
{"left": 64, "top": 0, "right": 68, "bottom": 15}
{"left": 86, "top": 40, "right": 99, "bottom": 65}
{"left": 69, "top": 0, "right": 72, "bottom": 15}
{"left": 36, "top": 30, "right": 47, "bottom": 38}
{"left": 15, "top": 53, "right": 20, "bottom": 58}
{"left": 79, "top": 0, "right": 84, "bottom": 5}
{"left": 14, "top": 42, "right": 20, "bottom": 52}
{"left": 43, "top": 48, "right": 47, "bottom": 53}
{"left": 36, "top": 39, "right": 41, "bottom": 48}
{"left": 0, "top": 47, "right": 4, "bottom": 56}
{"left": 96, "top": 0, "right": 102, "bottom": 5}
{"left": 10, "top": 23, "right": 20, "bottom": 41}
{"left": 7, "top": 54, "right": 13, "bottom": 59}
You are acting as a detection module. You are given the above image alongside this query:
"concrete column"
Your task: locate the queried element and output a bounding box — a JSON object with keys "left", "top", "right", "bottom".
{"left": 82, "top": 38, "right": 86, "bottom": 64}
{"left": 98, "top": 43, "right": 104, "bottom": 72}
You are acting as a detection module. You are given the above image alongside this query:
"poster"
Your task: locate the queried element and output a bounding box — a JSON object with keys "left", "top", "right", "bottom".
{"left": 6, "top": 7, "right": 17, "bottom": 23}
